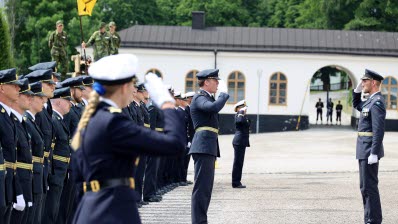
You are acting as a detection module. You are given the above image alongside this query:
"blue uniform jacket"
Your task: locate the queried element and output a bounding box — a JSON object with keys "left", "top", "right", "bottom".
{"left": 73, "top": 102, "right": 185, "bottom": 224}
{"left": 35, "top": 101, "right": 54, "bottom": 190}
{"left": 50, "top": 112, "right": 70, "bottom": 187}
{"left": 232, "top": 110, "right": 251, "bottom": 147}
{"left": 24, "top": 112, "right": 45, "bottom": 195}
{"left": 353, "top": 91, "right": 386, "bottom": 160}
{"left": 189, "top": 90, "right": 229, "bottom": 157}
{"left": 0, "top": 104, "right": 18, "bottom": 204}
{"left": 13, "top": 114, "right": 33, "bottom": 202}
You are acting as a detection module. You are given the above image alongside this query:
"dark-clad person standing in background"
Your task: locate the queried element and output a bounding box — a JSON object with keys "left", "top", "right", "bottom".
{"left": 232, "top": 100, "right": 250, "bottom": 189}
{"left": 336, "top": 100, "right": 343, "bottom": 125}
{"left": 315, "top": 98, "right": 324, "bottom": 124}
{"left": 189, "top": 69, "right": 229, "bottom": 224}
{"left": 353, "top": 69, "right": 386, "bottom": 224}
{"left": 70, "top": 54, "right": 185, "bottom": 224}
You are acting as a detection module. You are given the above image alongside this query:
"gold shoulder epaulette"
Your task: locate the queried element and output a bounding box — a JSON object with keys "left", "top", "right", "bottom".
{"left": 108, "top": 107, "right": 122, "bottom": 113}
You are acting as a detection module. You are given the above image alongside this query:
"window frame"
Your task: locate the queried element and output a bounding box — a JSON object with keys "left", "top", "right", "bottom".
{"left": 146, "top": 68, "right": 163, "bottom": 79}
{"left": 382, "top": 76, "right": 397, "bottom": 110}
{"left": 227, "top": 70, "right": 246, "bottom": 104}
{"left": 269, "top": 72, "right": 288, "bottom": 106}
{"left": 185, "top": 70, "right": 200, "bottom": 93}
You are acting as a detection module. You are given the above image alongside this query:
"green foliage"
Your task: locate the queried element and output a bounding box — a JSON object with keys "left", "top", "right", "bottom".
{"left": 0, "top": 9, "right": 14, "bottom": 70}
{"left": 5, "top": 0, "right": 398, "bottom": 73}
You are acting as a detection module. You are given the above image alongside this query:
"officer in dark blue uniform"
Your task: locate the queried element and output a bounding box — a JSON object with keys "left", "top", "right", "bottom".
{"left": 57, "top": 77, "right": 85, "bottom": 224}
{"left": 42, "top": 87, "right": 73, "bottom": 224}
{"left": 24, "top": 82, "right": 47, "bottom": 224}
{"left": 77, "top": 75, "right": 94, "bottom": 111}
{"left": 353, "top": 69, "right": 386, "bottom": 224}
{"left": 174, "top": 92, "right": 188, "bottom": 186}
{"left": 0, "top": 68, "right": 23, "bottom": 224}
{"left": 25, "top": 69, "right": 57, "bottom": 220}
{"left": 189, "top": 69, "right": 229, "bottom": 224}
{"left": 10, "top": 79, "right": 34, "bottom": 224}
{"left": 143, "top": 83, "right": 164, "bottom": 202}
{"left": 183, "top": 92, "right": 195, "bottom": 185}
{"left": 70, "top": 54, "right": 184, "bottom": 224}
{"left": 232, "top": 100, "right": 250, "bottom": 189}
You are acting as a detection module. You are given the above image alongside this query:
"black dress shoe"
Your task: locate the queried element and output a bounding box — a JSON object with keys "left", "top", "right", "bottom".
{"left": 232, "top": 185, "right": 246, "bottom": 189}
{"left": 140, "top": 200, "right": 149, "bottom": 205}
{"left": 179, "top": 181, "right": 188, "bottom": 186}
{"left": 186, "top": 180, "right": 193, "bottom": 185}
{"left": 144, "top": 196, "right": 162, "bottom": 202}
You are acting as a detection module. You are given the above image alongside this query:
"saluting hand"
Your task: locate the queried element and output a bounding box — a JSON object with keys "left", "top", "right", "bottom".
{"left": 145, "top": 73, "right": 175, "bottom": 108}
{"left": 217, "top": 79, "right": 228, "bottom": 94}
{"left": 354, "top": 82, "right": 363, "bottom": 93}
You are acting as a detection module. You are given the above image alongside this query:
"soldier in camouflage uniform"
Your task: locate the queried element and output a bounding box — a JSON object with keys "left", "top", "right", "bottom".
{"left": 48, "top": 20, "right": 68, "bottom": 78}
{"left": 82, "top": 22, "right": 111, "bottom": 61}
{"left": 109, "top": 22, "right": 121, "bottom": 55}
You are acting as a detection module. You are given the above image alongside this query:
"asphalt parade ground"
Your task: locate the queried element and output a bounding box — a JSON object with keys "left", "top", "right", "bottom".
{"left": 140, "top": 127, "right": 398, "bottom": 224}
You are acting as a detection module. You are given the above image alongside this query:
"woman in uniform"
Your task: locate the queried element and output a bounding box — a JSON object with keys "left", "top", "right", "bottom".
{"left": 71, "top": 54, "right": 185, "bottom": 224}
{"left": 232, "top": 100, "right": 250, "bottom": 189}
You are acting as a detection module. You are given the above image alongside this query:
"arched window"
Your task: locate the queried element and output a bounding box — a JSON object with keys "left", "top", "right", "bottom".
{"left": 227, "top": 71, "right": 245, "bottom": 104}
{"left": 185, "top": 70, "right": 199, "bottom": 93}
{"left": 382, "top": 76, "right": 397, "bottom": 109}
{"left": 269, "top": 72, "right": 287, "bottom": 105}
{"left": 146, "top": 68, "right": 163, "bottom": 79}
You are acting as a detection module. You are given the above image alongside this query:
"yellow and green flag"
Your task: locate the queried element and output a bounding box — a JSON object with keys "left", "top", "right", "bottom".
{"left": 77, "top": 0, "right": 97, "bottom": 16}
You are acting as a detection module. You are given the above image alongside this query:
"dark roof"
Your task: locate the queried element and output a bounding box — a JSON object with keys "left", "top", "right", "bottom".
{"left": 119, "top": 25, "right": 398, "bottom": 57}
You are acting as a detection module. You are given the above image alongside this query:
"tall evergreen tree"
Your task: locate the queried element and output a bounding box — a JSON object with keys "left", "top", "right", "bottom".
{"left": 0, "top": 9, "right": 14, "bottom": 70}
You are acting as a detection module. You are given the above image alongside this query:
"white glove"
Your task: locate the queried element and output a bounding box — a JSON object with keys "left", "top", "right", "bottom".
{"left": 13, "top": 195, "right": 26, "bottom": 211}
{"left": 187, "top": 142, "right": 191, "bottom": 148}
{"left": 144, "top": 73, "right": 175, "bottom": 107}
{"left": 354, "top": 82, "right": 362, "bottom": 93}
{"left": 217, "top": 79, "right": 228, "bottom": 94}
{"left": 28, "top": 202, "right": 33, "bottom": 207}
{"left": 368, "top": 154, "right": 378, "bottom": 164}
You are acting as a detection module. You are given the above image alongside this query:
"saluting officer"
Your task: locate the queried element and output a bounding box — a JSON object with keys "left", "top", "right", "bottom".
{"left": 82, "top": 22, "right": 111, "bottom": 62}
{"left": 10, "top": 79, "right": 34, "bottom": 223}
{"left": 189, "top": 69, "right": 229, "bottom": 224}
{"left": 232, "top": 100, "right": 250, "bottom": 189}
{"left": 24, "top": 69, "right": 56, "bottom": 220}
{"left": 353, "top": 69, "right": 386, "bottom": 224}
{"left": 24, "top": 82, "right": 47, "bottom": 224}
{"left": 43, "top": 87, "right": 73, "bottom": 224}
{"left": 70, "top": 54, "right": 185, "bottom": 223}
{"left": 0, "top": 68, "right": 23, "bottom": 224}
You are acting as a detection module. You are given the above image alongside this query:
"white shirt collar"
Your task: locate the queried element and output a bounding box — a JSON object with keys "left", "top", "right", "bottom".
{"left": 100, "top": 97, "right": 119, "bottom": 108}
{"left": 0, "top": 102, "right": 12, "bottom": 116}
{"left": 82, "top": 98, "right": 88, "bottom": 106}
{"left": 179, "top": 106, "right": 185, "bottom": 110}
{"left": 200, "top": 88, "right": 213, "bottom": 97}
{"left": 70, "top": 101, "right": 76, "bottom": 106}
{"left": 44, "top": 103, "right": 48, "bottom": 109}
{"left": 10, "top": 108, "right": 23, "bottom": 123}
{"left": 53, "top": 109, "right": 63, "bottom": 120}
{"left": 369, "top": 91, "right": 380, "bottom": 99}
{"left": 26, "top": 111, "right": 35, "bottom": 121}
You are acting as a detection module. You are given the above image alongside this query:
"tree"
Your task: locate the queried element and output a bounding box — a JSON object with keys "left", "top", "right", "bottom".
{"left": 0, "top": 9, "right": 14, "bottom": 70}
{"left": 345, "top": 0, "right": 398, "bottom": 31}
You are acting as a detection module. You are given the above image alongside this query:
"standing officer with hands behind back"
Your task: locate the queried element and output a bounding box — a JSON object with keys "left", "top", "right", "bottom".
{"left": 189, "top": 69, "right": 229, "bottom": 224}
{"left": 353, "top": 69, "right": 386, "bottom": 224}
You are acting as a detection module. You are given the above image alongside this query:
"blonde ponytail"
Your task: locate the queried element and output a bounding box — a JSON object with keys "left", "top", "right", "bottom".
{"left": 71, "top": 91, "right": 100, "bottom": 150}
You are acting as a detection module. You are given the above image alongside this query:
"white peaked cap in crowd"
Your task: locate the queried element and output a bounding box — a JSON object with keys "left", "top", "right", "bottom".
{"left": 185, "top": 92, "right": 195, "bottom": 98}
{"left": 174, "top": 91, "right": 181, "bottom": 97}
{"left": 88, "top": 54, "right": 138, "bottom": 85}
{"left": 234, "top": 100, "right": 247, "bottom": 109}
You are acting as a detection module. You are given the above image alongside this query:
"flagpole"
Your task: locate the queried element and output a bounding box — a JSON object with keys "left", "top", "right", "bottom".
{"left": 79, "top": 16, "right": 88, "bottom": 74}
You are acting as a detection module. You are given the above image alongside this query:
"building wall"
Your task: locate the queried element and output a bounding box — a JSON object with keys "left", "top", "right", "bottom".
{"left": 83, "top": 48, "right": 398, "bottom": 131}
